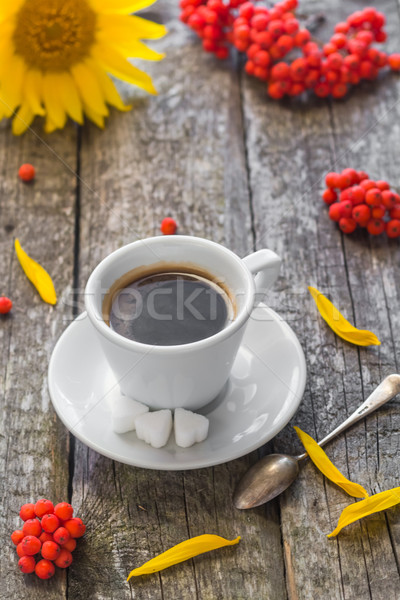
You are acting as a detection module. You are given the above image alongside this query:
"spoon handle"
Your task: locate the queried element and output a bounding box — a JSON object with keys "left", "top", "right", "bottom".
{"left": 298, "top": 374, "right": 400, "bottom": 460}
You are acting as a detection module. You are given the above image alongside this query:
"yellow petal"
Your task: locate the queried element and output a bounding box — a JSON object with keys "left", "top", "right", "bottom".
{"left": 91, "top": 0, "right": 158, "bottom": 14}
{"left": 294, "top": 427, "right": 369, "bottom": 499}
{"left": 15, "top": 239, "right": 57, "bottom": 305}
{"left": 0, "top": 53, "right": 25, "bottom": 116}
{"left": 24, "top": 70, "right": 45, "bottom": 116}
{"left": 71, "top": 62, "right": 109, "bottom": 117}
{"left": 0, "top": 1, "right": 24, "bottom": 22}
{"left": 97, "top": 29, "right": 165, "bottom": 61}
{"left": 96, "top": 14, "right": 166, "bottom": 40}
{"left": 88, "top": 63, "right": 131, "bottom": 111}
{"left": 308, "top": 286, "right": 380, "bottom": 346}
{"left": 127, "top": 535, "right": 240, "bottom": 579}
{"left": 328, "top": 487, "right": 400, "bottom": 537}
{"left": 91, "top": 44, "right": 157, "bottom": 94}
{"left": 83, "top": 104, "right": 105, "bottom": 129}
{"left": 55, "top": 72, "right": 84, "bottom": 124}
{"left": 12, "top": 103, "right": 34, "bottom": 135}
{"left": 42, "top": 74, "right": 67, "bottom": 129}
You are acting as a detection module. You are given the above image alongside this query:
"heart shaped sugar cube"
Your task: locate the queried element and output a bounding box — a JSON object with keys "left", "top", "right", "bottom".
{"left": 135, "top": 410, "right": 173, "bottom": 448}
{"left": 111, "top": 390, "right": 149, "bottom": 434}
{"left": 174, "top": 408, "right": 209, "bottom": 448}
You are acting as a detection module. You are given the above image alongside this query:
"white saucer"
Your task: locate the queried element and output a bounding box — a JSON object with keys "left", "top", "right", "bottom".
{"left": 48, "top": 305, "right": 306, "bottom": 470}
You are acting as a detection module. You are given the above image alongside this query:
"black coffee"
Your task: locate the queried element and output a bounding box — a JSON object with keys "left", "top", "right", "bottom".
{"left": 103, "top": 268, "right": 234, "bottom": 346}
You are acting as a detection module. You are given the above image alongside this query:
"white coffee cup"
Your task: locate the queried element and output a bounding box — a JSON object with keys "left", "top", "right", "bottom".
{"left": 85, "top": 236, "right": 281, "bottom": 410}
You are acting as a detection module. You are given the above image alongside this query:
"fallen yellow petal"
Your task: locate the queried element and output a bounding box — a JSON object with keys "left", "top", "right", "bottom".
{"left": 15, "top": 239, "right": 57, "bottom": 305}
{"left": 294, "top": 427, "right": 369, "bottom": 499}
{"left": 308, "top": 286, "right": 380, "bottom": 346}
{"left": 127, "top": 534, "right": 240, "bottom": 579}
{"left": 328, "top": 487, "right": 400, "bottom": 537}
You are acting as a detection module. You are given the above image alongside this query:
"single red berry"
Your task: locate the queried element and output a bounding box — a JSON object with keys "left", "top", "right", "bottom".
{"left": 215, "top": 46, "right": 229, "bottom": 60}
{"left": 270, "top": 61, "right": 290, "bottom": 80}
{"left": 41, "top": 540, "right": 61, "bottom": 561}
{"left": 352, "top": 204, "right": 371, "bottom": 223}
{"left": 254, "top": 50, "right": 270, "bottom": 67}
{"left": 35, "top": 559, "right": 55, "bottom": 579}
{"left": 360, "top": 179, "right": 377, "bottom": 192}
{"left": 41, "top": 513, "right": 60, "bottom": 533}
{"left": 18, "top": 163, "right": 35, "bottom": 182}
{"left": 53, "top": 527, "right": 71, "bottom": 545}
{"left": 339, "top": 217, "right": 357, "bottom": 234}
{"left": 255, "top": 31, "right": 273, "bottom": 49}
{"left": 16, "top": 542, "right": 27, "bottom": 558}
{"left": 289, "top": 57, "right": 308, "bottom": 81}
{"left": 64, "top": 518, "right": 86, "bottom": 538}
{"left": 371, "top": 205, "right": 386, "bottom": 219}
{"left": 268, "top": 82, "right": 285, "bottom": 99}
{"left": 341, "top": 168, "right": 359, "bottom": 185}
{"left": 336, "top": 173, "right": 352, "bottom": 190}
{"left": 55, "top": 549, "right": 73, "bottom": 568}
{"left": 19, "top": 503, "right": 35, "bottom": 521}
{"left": 357, "top": 171, "right": 369, "bottom": 181}
{"left": 54, "top": 502, "right": 74, "bottom": 521}
{"left": 18, "top": 555, "right": 36, "bottom": 574}
{"left": 294, "top": 29, "right": 310, "bottom": 46}
{"left": 245, "top": 60, "right": 255, "bottom": 75}
{"left": 356, "top": 30, "right": 374, "bottom": 46}
{"left": 386, "top": 219, "right": 400, "bottom": 238}
{"left": 375, "top": 180, "right": 390, "bottom": 191}
{"left": 375, "top": 30, "right": 387, "bottom": 43}
{"left": 0, "top": 297, "right": 12, "bottom": 314}
{"left": 21, "top": 535, "right": 42, "bottom": 556}
{"left": 365, "top": 188, "right": 382, "bottom": 206}
{"left": 160, "top": 217, "right": 177, "bottom": 235}
{"left": 332, "top": 83, "right": 347, "bottom": 98}
{"left": 328, "top": 203, "right": 342, "bottom": 222}
{"left": 322, "top": 189, "right": 337, "bottom": 205}
{"left": 382, "top": 190, "right": 398, "bottom": 209}
{"left": 254, "top": 66, "right": 269, "bottom": 80}
{"left": 325, "top": 172, "right": 340, "bottom": 189}
{"left": 61, "top": 538, "right": 77, "bottom": 552}
{"left": 314, "top": 82, "right": 330, "bottom": 98}
{"left": 252, "top": 13, "right": 270, "bottom": 32}
{"left": 276, "top": 34, "right": 294, "bottom": 54}
{"left": 390, "top": 205, "right": 400, "bottom": 219}
{"left": 347, "top": 185, "right": 365, "bottom": 205}
{"left": 388, "top": 53, "right": 400, "bottom": 71}
{"left": 267, "top": 19, "right": 284, "bottom": 37}
{"left": 22, "top": 518, "right": 42, "bottom": 538}
{"left": 367, "top": 219, "right": 385, "bottom": 235}
{"left": 34, "top": 499, "right": 54, "bottom": 518}
{"left": 339, "top": 188, "right": 351, "bottom": 202}
{"left": 327, "top": 52, "right": 343, "bottom": 70}
{"left": 239, "top": 2, "right": 254, "bottom": 20}
{"left": 344, "top": 54, "right": 360, "bottom": 71}
{"left": 39, "top": 531, "right": 54, "bottom": 544}
{"left": 338, "top": 200, "right": 353, "bottom": 218}
{"left": 11, "top": 530, "right": 25, "bottom": 546}
{"left": 284, "top": 19, "right": 299, "bottom": 35}
{"left": 334, "top": 21, "right": 350, "bottom": 34}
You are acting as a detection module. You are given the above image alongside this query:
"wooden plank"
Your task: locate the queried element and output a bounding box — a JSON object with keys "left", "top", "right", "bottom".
{"left": 0, "top": 123, "right": 77, "bottom": 598}
{"left": 70, "top": 2, "right": 287, "bottom": 599}
{"left": 241, "top": 0, "right": 400, "bottom": 598}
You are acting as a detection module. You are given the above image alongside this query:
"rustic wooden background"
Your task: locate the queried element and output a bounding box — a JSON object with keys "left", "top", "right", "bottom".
{"left": 1, "top": 0, "right": 399, "bottom": 598}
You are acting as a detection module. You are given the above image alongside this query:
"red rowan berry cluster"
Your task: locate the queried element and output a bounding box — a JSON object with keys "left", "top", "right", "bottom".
{"left": 180, "top": 1, "right": 400, "bottom": 100}
{"left": 11, "top": 499, "right": 86, "bottom": 579}
{"left": 323, "top": 169, "right": 400, "bottom": 238}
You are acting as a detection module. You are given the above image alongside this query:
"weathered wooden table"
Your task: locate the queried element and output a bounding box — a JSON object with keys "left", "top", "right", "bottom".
{"left": 1, "top": 0, "right": 400, "bottom": 598}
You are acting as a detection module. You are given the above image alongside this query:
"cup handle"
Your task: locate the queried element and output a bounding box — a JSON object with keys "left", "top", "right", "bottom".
{"left": 242, "top": 250, "right": 281, "bottom": 302}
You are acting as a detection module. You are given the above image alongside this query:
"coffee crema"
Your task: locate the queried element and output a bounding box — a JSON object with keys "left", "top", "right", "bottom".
{"left": 102, "top": 263, "right": 236, "bottom": 346}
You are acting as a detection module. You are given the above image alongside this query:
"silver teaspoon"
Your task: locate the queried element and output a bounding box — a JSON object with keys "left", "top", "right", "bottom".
{"left": 233, "top": 374, "right": 400, "bottom": 509}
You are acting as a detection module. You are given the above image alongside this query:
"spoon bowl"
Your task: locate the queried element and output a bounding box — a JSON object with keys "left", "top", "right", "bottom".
{"left": 234, "top": 374, "right": 400, "bottom": 510}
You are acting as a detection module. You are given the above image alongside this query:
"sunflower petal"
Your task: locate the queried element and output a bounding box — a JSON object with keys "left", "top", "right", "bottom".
{"left": 96, "top": 14, "right": 166, "bottom": 40}
{"left": 56, "top": 72, "right": 84, "bottom": 124}
{"left": 43, "top": 74, "right": 67, "bottom": 129}
{"left": 15, "top": 239, "right": 57, "bottom": 305}
{"left": 24, "top": 70, "right": 45, "bottom": 116}
{"left": 91, "top": 0, "right": 158, "bottom": 14}
{"left": 97, "top": 27, "right": 164, "bottom": 61}
{"left": 328, "top": 487, "right": 400, "bottom": 537}
{"left": 0, "top": 0, "right": 24, "bottom": 22}
{"left": 88, "top": 62, "right": 131, "bottom": 111}
{"left": 294, "top": 427, "right": 369, "bottom": 499}
{"left": 308, "top": 286, "right": 381, "bottom": 346}
{"left": 71, "top": 62, "right": 109, "bottom": 117}
{"left": 127, "top": 535, "right": 240, "bottom": 579}
{"left": 91, "top": 44, "right": 157, "bottom": 94}
{"left": 0, "top": 54, "right": 25, "bottom": 116}
{"left": 83, "top": 104, "right": 105, "bottom": 128}
{"left": 12, "top": 103, "right": 34, "bottom": 135}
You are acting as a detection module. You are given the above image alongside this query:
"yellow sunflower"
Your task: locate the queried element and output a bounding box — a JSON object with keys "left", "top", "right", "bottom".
{"left": 0, "top": 0, "right": 166, "bottom": 134}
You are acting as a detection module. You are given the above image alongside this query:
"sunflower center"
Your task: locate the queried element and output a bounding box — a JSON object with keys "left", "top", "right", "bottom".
{"left": 13, "top": 0, "right": 97, "bottom": 71}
